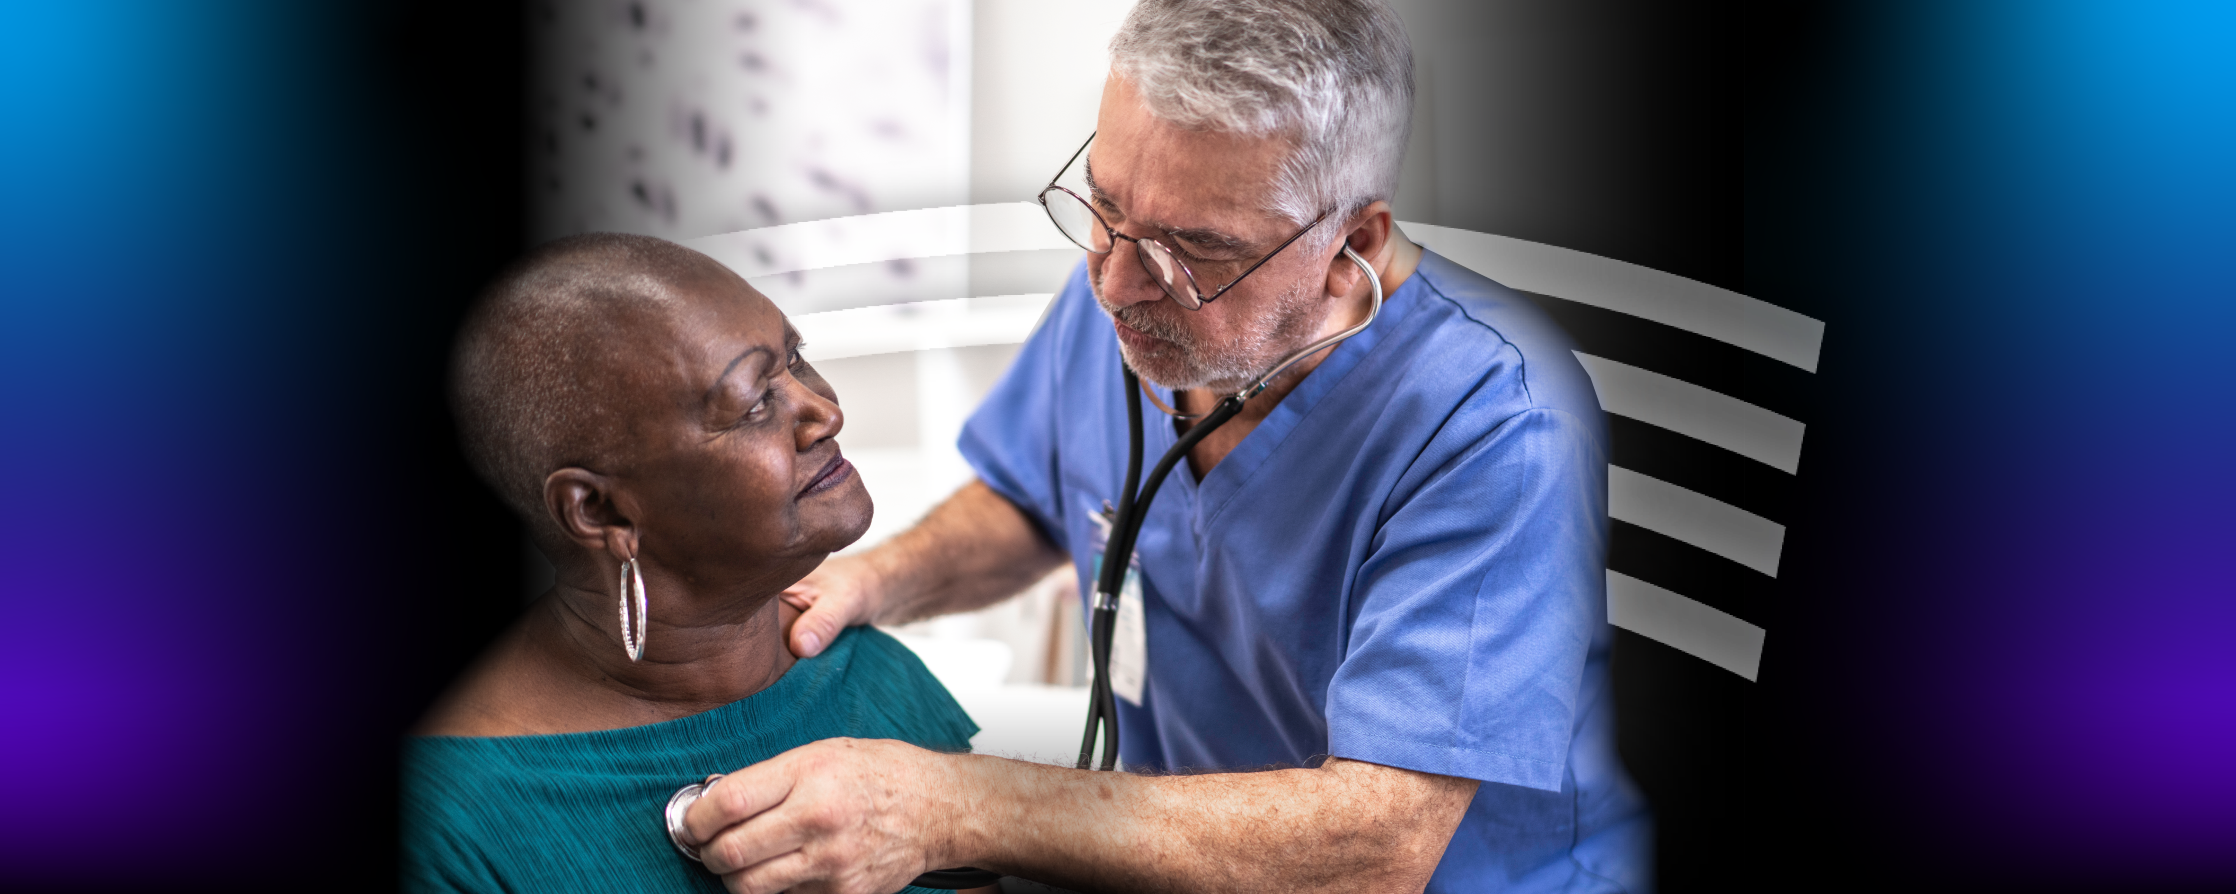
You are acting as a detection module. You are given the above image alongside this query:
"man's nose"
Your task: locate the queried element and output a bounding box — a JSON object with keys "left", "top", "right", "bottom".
{"left": 1095, "top": 236, "right": 1169, "bottom": 309}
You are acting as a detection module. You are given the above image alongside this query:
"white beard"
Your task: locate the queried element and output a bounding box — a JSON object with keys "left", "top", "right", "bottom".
{"left": 1093, "top": 269, "right": 1328, "bottom": 392}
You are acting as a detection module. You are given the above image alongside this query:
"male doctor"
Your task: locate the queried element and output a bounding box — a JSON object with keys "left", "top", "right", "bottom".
{"left": 679, "top": 1, "right": 1650, "bottom": 891}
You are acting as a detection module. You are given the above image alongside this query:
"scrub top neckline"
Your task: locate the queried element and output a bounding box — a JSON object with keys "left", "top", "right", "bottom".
{"left": 1140, "top": 266, "right": 1429, "bottom": 532}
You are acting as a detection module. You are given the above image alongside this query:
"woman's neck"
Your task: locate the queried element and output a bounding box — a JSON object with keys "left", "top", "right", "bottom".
{"left": 417, "top": 578, "right": 801, "bottom": 737}
{"left": 541, "top": 580, "right": 800, "bottom": 713}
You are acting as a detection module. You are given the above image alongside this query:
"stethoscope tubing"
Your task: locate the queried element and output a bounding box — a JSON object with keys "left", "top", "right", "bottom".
{"left": 666, "top": 250, "right": 1381, "bottom": 891}
{"left": 1078, "top": 376, "right": 1243, "bottom": 770}
{"left": 1078, "top": 246, "right": 1384, "bottom": 773}
{"left": 662, "top": 249, "right": 1379, "bottom": 892}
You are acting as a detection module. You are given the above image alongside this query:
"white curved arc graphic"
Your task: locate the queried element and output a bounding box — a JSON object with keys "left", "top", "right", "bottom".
{"left": 791, "top": 294, "right": 1056, "bottom": 361}
{"left": 1606, "top": 571, "right": 1766, "bottom": 681}
{"left": 1404, "top": 222, "right": 1825, "bottom": 372}
{"left": 1609, "top": 467, "right": 1786, "bottom": 577}
{"left": 683, "top": 203, "right": 1069, "bottom": 279}
{"left": 687, "top": 208, "right": 1813, "bottom": 681}
{"left": 1574, "top": 352, "right": 1808, "bottom": 475}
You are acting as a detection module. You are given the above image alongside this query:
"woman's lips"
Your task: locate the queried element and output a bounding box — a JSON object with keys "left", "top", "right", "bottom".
{"left": 799, "top": 454, "right": 854, "bottom": 497}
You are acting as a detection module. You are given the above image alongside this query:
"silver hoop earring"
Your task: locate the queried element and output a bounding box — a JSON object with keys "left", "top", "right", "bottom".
{"left": 619, "top": 555, "right": 648, "bottom": 662}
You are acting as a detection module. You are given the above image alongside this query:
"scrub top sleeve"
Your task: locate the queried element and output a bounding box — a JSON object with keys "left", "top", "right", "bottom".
{"left": 1324, "top": 406, "right": 1606, "bottom": 794}
{"left": 955, "top": 260, "right": 1091, "bottom": 554}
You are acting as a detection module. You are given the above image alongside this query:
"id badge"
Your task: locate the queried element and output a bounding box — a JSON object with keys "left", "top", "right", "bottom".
{"left": 1088, "top": 504, "right": 1148, "bottom": 706}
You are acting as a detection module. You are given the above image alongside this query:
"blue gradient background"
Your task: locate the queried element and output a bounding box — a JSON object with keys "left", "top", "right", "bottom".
{"left": 1, "top": 0, "right": 346, "bottom": 873}
{"left": 1893, "top": 3, "right": 2236, "bottom": 872}
{"left": 0, "top": 2, "right": 517, "bottom": 890}
{"left": 1905, "top": 0, "right": 2236, "bottom": 871}
{"left": 0, "top": 0, "right": 2230, "bottom": 890}
{"left": 1752, "top": 0, "right": 2236, "bottom": 885}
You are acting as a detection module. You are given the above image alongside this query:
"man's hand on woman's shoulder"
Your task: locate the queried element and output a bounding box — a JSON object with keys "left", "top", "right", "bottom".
{"left": 780, "top": 555, "right": 885, "bottom": 659}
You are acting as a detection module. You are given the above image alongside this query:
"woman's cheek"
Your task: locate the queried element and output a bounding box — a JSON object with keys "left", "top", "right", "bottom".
{"left": 680, "top": 445, "right": 786, "bottom": 528}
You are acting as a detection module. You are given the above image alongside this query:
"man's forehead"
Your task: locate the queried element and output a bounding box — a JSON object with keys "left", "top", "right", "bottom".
{"left": 1085, "top": 120, "right": 1289, "bottom": 237}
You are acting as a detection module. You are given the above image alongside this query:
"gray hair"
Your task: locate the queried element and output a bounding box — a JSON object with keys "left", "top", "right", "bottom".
{"left": 1109, "top": 0, "right": 1413, "bottom": 240}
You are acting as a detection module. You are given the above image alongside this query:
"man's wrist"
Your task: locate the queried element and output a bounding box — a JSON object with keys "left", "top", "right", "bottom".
{"left": 936, "top": 753, "right": 1036, "bottom": 874}
{"left": 858, "top": 536, "right": 922, "bottom": 626}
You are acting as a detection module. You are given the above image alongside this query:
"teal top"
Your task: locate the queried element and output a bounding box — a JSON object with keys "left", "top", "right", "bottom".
{"left": 402, "top": 627, "right": 979, "bottom": 894}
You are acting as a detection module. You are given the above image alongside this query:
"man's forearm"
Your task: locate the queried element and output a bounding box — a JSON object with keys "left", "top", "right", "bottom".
{"left": 864, "top": 479, "right": 1067, "bottom": 625}
{"left": 948, "top": 756, "right": 1478, "bottom": 893}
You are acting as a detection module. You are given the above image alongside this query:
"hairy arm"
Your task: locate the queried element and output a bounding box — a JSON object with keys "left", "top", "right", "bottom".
{"left": 862, "top": 479, "right": 1065, "bottom": 623}
{"left": 686, "top": 742, "right": 1478, "bottom": 894}
{"left": 784, "top": 479, "right": 1065, "bottom": 656}
{"left": 964, "top": 755, "right": 1478, "bottom": 893}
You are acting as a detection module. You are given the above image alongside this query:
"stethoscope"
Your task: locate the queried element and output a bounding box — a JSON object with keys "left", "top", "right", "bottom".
{"left": 1075, "top": 245, "right": 1383, "bottom": 774}
{"left": 662, "top": 248, "right": 1383, "bottom": 889}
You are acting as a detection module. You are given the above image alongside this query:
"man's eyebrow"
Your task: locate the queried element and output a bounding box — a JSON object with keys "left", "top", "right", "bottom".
{"left": 1164, "top": 226, "right": 1250, "bottom": 251}
{"left": 1082, "top": 160, "right": 1122, "bottom": 213}
{"left": 1081, "top": 159, "right": 1252, "bottom": 250}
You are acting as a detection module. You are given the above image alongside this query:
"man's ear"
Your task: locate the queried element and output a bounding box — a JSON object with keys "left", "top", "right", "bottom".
{"left": 544, "top": 467, "right": 639, "bottom": 564}
{"left": 1325, "top": 201, "right": 1395, "bottom": 300}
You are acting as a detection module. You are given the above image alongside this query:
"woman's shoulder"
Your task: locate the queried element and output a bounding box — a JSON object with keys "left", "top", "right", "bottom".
{"left": 810, "top": 627, "right": 980, "bottom": 751}
{"left": 411, "top": 620, "right": 555, "bottom": 738}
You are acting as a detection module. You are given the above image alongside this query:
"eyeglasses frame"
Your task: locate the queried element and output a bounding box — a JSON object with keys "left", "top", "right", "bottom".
{"left": 1035, "top": 131, "right": 1331, "bottom": 310}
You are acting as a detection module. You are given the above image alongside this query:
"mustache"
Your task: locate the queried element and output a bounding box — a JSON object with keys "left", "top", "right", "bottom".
{"left": 1089, "top": 262, "right": 1195, "bottom": 347}
{"left": 1103, "top": 296, "right": 1197, "bottom": 347}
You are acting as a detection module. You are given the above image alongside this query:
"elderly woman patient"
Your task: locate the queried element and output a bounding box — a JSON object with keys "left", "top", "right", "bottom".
{"left": 406, "top": 233, "right": 978, "bottom": 893}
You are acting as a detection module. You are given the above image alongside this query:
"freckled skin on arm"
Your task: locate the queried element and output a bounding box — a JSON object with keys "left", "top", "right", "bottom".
{"left": 862, "top": 480, "right": 1066, "bottom": 625}
{"left": 962, "top": 756, "right": 1477, "bottom": 893}
{"left": 688, "top": 742, "right": 1477, "bottom": 894}
{"left": 749, "top": 69, "right": 1463, "bottom": 894}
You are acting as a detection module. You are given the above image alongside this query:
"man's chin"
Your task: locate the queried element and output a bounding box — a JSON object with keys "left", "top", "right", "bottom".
{"left": 1116, "top": 344, "right": 1205, "bottom": 390}
{"left": 1110, "top": 321, "right": 1260, "bottom": 391}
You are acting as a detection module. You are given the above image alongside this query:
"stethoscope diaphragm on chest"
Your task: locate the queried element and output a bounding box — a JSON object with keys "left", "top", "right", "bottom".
{"left": 665, "top": 775, "right": 1003, "bottom": 889}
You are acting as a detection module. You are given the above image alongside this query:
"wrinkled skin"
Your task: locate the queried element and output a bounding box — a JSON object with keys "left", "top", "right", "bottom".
{"left": 421, "top": 259, "right": 871, "bottom": 737}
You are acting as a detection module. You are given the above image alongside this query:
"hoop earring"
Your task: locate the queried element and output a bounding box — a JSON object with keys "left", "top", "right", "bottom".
{"left": 619, "top": 554, "right": 648, "bottom": 662}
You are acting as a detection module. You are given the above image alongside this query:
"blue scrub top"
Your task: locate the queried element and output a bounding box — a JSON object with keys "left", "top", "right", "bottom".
{"left": 958, "top": 250, "right": 1650, "bottom": 892}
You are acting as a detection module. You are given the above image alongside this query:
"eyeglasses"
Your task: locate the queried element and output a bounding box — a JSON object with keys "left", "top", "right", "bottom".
{"left": 1036, "top": 132, "right": 1329, "bottom": 310}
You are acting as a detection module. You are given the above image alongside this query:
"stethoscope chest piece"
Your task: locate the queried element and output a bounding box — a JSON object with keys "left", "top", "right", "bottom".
{"left": 665, "top": 776, "right": 721, "bottom": 861}
{"left": 663, "top": 776, "right": 1003, "bottom": 889}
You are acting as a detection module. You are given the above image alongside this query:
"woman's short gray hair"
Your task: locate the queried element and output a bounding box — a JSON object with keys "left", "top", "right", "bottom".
{"left": 1110, "top": 0, "right": 1413, "bottom": 239}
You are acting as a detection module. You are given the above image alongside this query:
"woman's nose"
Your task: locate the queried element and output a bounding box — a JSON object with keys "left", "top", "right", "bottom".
{"left": 794, "top": 383, "right": 844, "bottom": 450}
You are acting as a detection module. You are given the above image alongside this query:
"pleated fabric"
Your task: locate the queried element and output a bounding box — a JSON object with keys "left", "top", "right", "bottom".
{"left": 403, "top": 627, "right": 978, "bottom": 893}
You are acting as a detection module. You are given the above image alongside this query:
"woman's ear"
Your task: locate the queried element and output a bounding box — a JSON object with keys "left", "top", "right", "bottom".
{"left": 1325, "top": 201, "right": 1395, "bottom": 299}
{"left": 544, "top": 467, "right": 639, "bottom": 563}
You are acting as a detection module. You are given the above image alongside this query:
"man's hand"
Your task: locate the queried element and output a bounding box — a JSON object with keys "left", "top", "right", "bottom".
{"left": 684, "top": 738, "right": 962, "bottom": 894}
{"left": 780, "top": 555, "right": 885, "bottom": 659}
{"left": 682, "top": 737, "right": 1478, "bottom": 894}
{"left": 780, "top": 479, "right": 1067, "bottom": 659}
